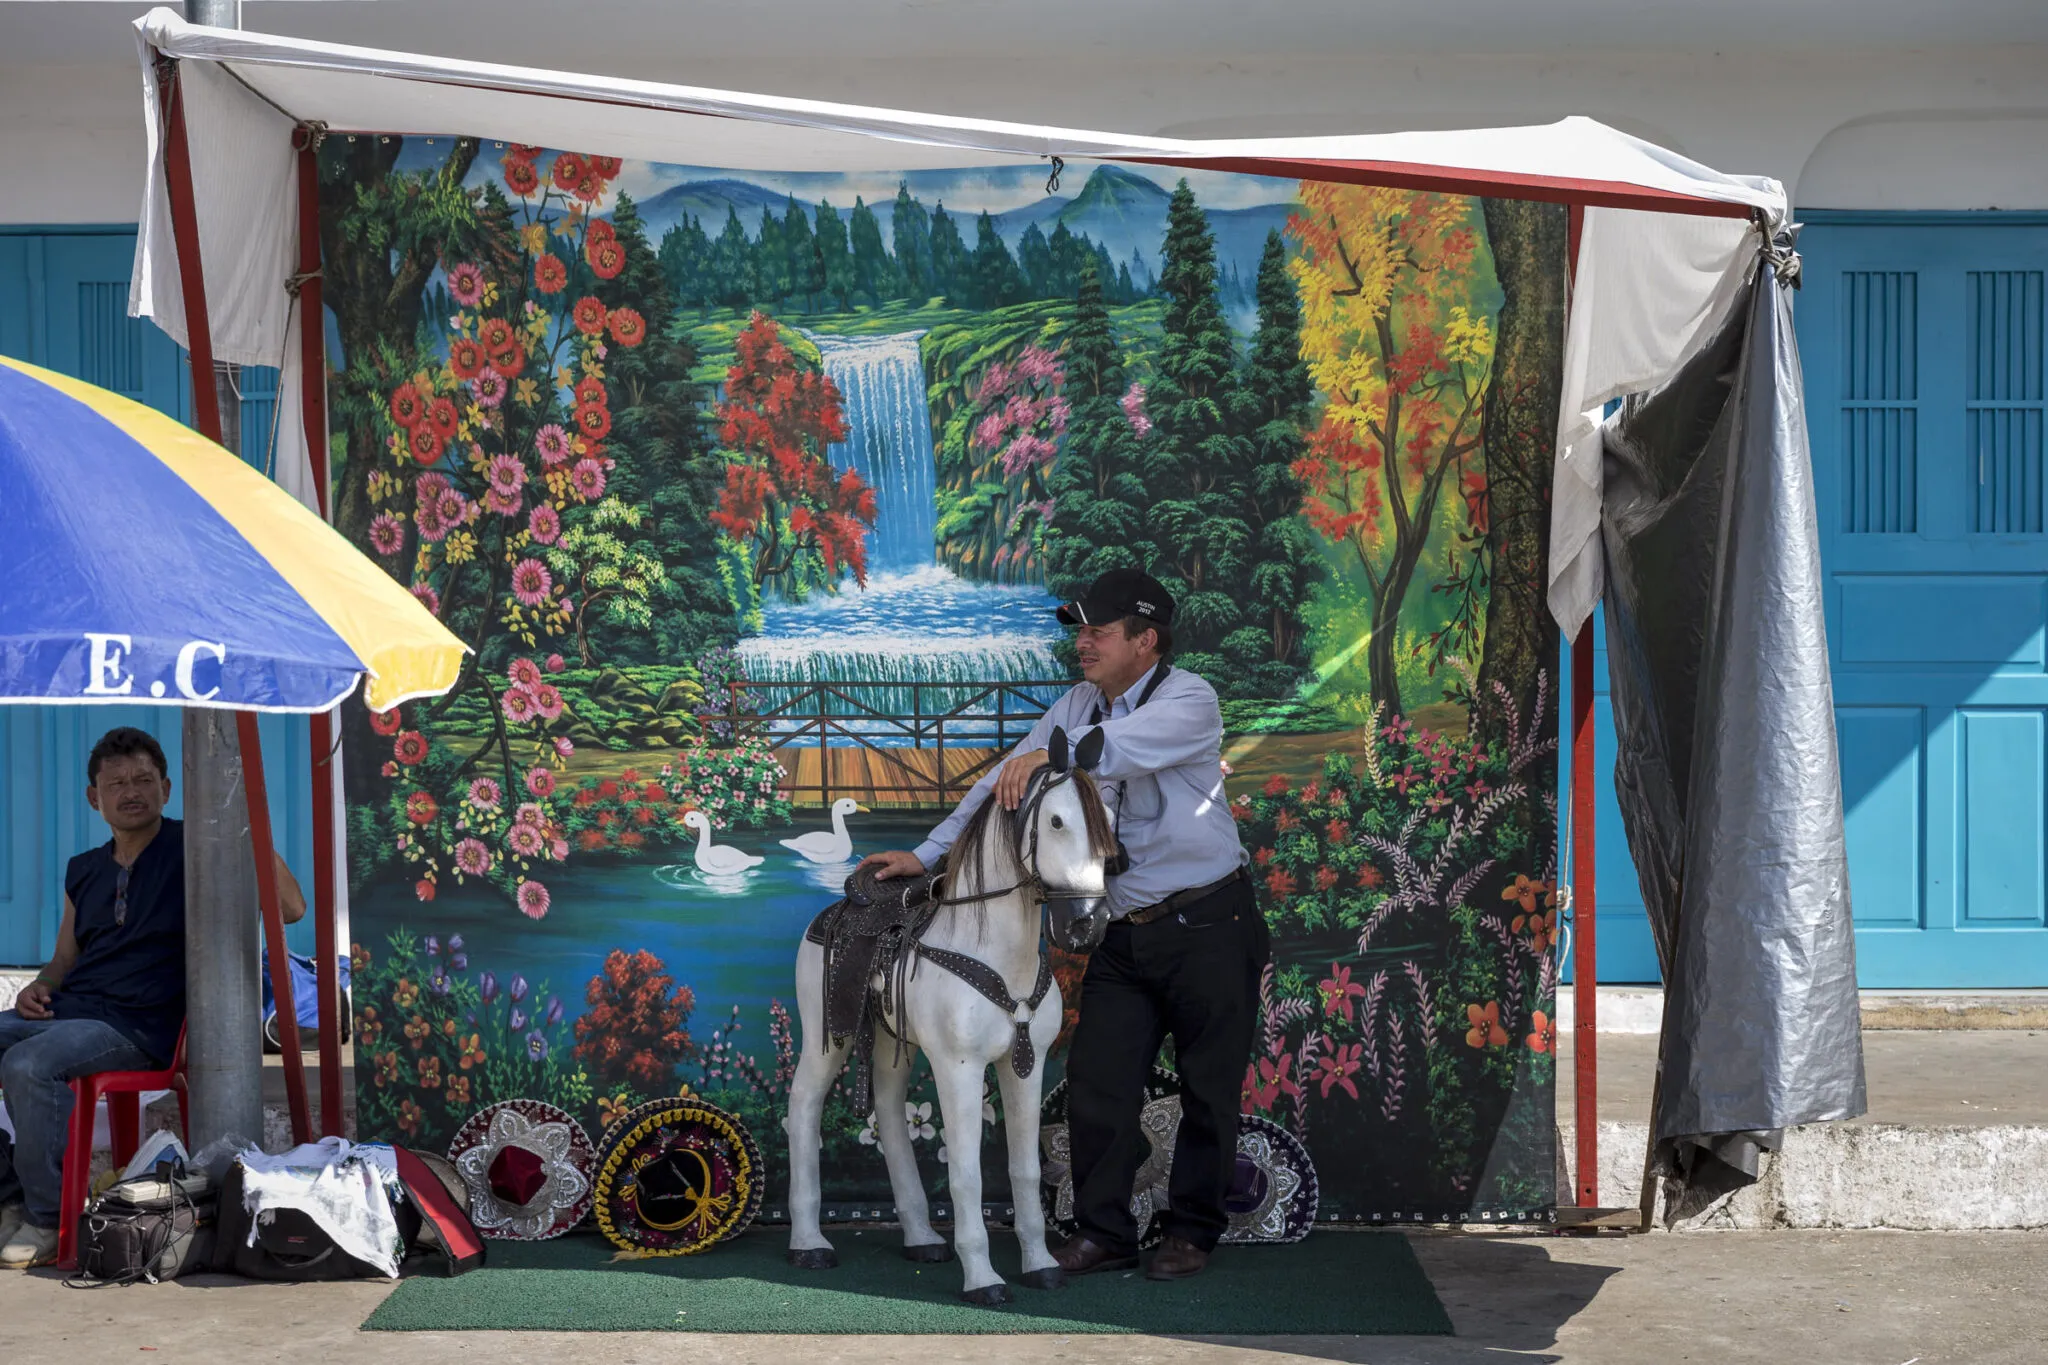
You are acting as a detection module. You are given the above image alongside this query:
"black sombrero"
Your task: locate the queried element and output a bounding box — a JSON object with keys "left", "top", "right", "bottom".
{"left": 591, "top": 1096, "right": 765, "bottom": 1255}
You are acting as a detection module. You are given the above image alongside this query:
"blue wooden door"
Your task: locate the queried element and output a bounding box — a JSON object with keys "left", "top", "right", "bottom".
{"left": 0, "top": 229, "right": 313, "bottom": 965}
{"left": 1801, "top": 215, "right": 2048, "bottom": 986}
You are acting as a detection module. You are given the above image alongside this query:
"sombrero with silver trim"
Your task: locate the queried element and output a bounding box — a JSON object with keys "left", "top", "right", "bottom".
{"left": 1040, "top": 1065, "right": 1180, "bottom": 1249}
{"left": 1042, "top": 1071, "right": 1319, "bottom": 1245}
{"left": 591, "top": 1096, "right": 764, "bottom": 1255}
{"left": 447, "top": 1099, "right": 596, "bottom": 1241}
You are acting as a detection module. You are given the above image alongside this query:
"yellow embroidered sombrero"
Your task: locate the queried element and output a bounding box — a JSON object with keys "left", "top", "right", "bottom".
{"left": 590, "top": 1097, "right": 763, "bottom": 1255}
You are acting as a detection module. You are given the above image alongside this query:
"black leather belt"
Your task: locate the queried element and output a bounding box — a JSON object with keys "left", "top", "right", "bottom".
{"left": 1122, "top": 865, "right": 1249, "bottom": 926}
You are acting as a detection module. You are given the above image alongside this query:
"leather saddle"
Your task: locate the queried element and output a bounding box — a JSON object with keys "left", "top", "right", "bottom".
{"left": 804, "top": 861, "right": 942, "bottom": 1115}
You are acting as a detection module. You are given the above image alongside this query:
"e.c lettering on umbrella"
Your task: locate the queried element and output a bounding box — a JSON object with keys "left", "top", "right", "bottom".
{"left": 81, "top": 632, "right": 229, "bottom": 703}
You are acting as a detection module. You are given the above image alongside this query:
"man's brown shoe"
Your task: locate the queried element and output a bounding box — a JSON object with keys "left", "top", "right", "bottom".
{"left": 1145, "top": 1235, "right": 1209, "bottom": 1281}
{"left": 1052, "top": 1234, "right": 1139, "bottom": 1275}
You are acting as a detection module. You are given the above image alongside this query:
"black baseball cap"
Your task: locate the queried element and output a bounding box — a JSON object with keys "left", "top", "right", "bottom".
{"left": 1055, "top": 569, "right": 1175, "bottom": 628}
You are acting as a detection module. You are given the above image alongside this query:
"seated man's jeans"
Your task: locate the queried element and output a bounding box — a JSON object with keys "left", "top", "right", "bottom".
{"left": 0, "top": 1010, "right": 153, "bottom": 1229}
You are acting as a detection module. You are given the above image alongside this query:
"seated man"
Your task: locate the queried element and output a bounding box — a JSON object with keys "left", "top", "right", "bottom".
{"left": 0, "top": 726, "right": 305, "bottom": 1268}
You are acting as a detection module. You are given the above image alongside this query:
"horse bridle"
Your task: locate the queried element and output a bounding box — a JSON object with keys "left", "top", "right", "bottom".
{"left": 930, "top": 759, "right": 1111, "bottom": 954}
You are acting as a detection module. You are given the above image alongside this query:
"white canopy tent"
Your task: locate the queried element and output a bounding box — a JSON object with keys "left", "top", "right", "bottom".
{"left": 127, "top": 6, "right": 1786, "bottom": 642}
{"left": 121, "top": 7, "right": 1822, "bottom": 1215}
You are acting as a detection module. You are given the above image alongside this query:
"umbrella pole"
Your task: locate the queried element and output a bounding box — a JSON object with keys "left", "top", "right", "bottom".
{"left": 295, "top": 123, "right": 347, "bottom": 1139}
{"left": 236, "top": 713, "right": 313, "bottom": 1146}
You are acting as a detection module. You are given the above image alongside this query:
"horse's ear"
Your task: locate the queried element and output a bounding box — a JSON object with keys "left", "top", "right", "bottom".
{"left": 1073, "top": 727, "right": 1105, "bottom": 773}
{"left": 1046, "top": 726, "right": 1070, "bottom": 774}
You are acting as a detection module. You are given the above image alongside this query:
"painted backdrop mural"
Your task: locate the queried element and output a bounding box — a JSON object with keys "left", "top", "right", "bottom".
{"left": 327, "top": 135, "right": 1565, "bottom": 1223}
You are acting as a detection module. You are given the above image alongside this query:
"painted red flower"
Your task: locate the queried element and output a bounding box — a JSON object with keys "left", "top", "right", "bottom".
{"left": 1314, "top": 1043, "right": 1364, "bottom": 1100}
{"left": 586, "top": 154, "right": 622, "bottom": 180}
{"left": 585, "top": 236, "right": 625, "bottom": 280}
{"left": 508, "top": 143, "right": 543, "bottom": 162}
{"left": 405, "top": 790, "right": 440, "bottom": 827}
{"left": 574, "top": 402, "right": 612, "bottom": 441}
{"left": 1527, "top": 1011, "right": 1555, "bottom": 1054}
{"left": 1313, "top": 866, "right": 1339, "bottom": 891}
{"left": 449, "top": 338, "right": 487, "bottom": 380}
{"left": 503, "top": 158, "right": 540, "bottom": 196}
{"left": 393, "top": 731, "right": 429, "bottom": 765}
{"left": 414, "top": 878, "right": 435, "bottom": 902}
{"left": 574, "top": 376, "right": 606, "bottom": 408}
{"left": 427, "top": 396, "right": 458, "bottom": 439}
{"left": 1357, "top": 864, "right": 1385, "bottom": 889}
{"left": 1320, "top": 964, "right": 1367, "bottom": 1020}
{"left": 1252, "top": 846, "right": 1274, "bottom": 867}
{"left": 533, "top": 253, "right": 567, "bottom": 294}
{"left": 1264, "top": 868, "right": 1297, "bottom": 899}
{"left": 1262, "top": 773, "right": 1291, "bottom": 797}
{"left": 586, "top": 216, "right": 615, "bottom": 243}
{"left": 1465, "top": 1001, "right": 1509, "bottom": 1049}
{"left": 478, "top": 317, "right": 515, "bottom": 353}
{"left": 369, "top": 707, "right": 402, "bottom": 736}
{"left": 388, "top": 383, "right": 426, "bottom": 429}
{"left": 487, "top": 340, "right": 525, "bottom": 377}
{"left": 549, "top": 152, "right": 587, "bottom": 190}
{"left": 572, "top": 296, "right": 608, "bottom": 335}
{"left": 407, "top": 424, "right": 444, "bottom": 466}
{"left": 607, "top": 307, "right": 646, "bottom": 347}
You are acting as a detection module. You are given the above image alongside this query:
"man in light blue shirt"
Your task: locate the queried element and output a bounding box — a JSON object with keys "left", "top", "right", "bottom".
{"left": 861, "top": 569, "right": 1265, "bottom": 1283}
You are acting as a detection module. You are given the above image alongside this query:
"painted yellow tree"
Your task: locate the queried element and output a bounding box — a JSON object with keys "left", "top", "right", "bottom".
{"left": 1288, "top": 186, "right": 1494, "bottom": 716}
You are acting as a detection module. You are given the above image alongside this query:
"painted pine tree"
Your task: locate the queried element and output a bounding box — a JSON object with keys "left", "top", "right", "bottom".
{"left": 1144, "top": 179, "right": 1252, "bottom": 671}
{"left": 1234, "top": 228, "right": 1322, "bottom": 689}
{"left": 847, "top": 196, "right": 895, "bottom": 306}
{"left": 890, "top": 183, "right": 932, "bottom": 300}
{"left": 1042, "top": 259, "right": 1150, "bottom": 605}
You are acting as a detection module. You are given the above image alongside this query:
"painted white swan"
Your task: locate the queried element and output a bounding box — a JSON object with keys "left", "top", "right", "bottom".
{"left": 683, "top": 810, "right": 764, "bottom": 876}
{"left": 779, "top": 797, "right": 865, "bottom": 864}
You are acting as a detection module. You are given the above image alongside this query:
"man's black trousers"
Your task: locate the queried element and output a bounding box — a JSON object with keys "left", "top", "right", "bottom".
{"left": 1064, "top": 873, "right": 1269, "bottom": 1255}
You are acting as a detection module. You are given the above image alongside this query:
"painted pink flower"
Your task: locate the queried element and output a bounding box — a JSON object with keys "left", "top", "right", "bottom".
{"left": 368, "top": 513, "right": 405, "bottom": 556}
{"left": 972, "top": 409, "right": 1007, "bottom": 450}
{"left": 554, "top": 736, "right": 575, "bottom": 757}
{"left": 501, "top": 686, "right": 539, "bottom": 724}
{"left": 483, "top": 487, "right": 521, "bottom": 517}
{"left": 410, "top": 582, "right": 440, "bottom": 615}
{"left": 454, "top": 838, "right": 491, "bottom": 877}
{"left": 415, "top": 472, "right": 451, "bottom": 501}
{"left": 569, "top": 458, "right": 606, "bottom": 501}
{"left": 999, "top": 432, "right": 1056, "bottom": 475}
{"left": 534, "top": 424, "right": 572, "bottom": 466}
{"left": 514, "top": 802, "right": 545, "bottom": 828}
{"left": 531, "top": 683, "right": 564, "bottom": 721}
{"left": 510, "top": 557, "right": 552, "bottom": 607}
{"left": 546, "top": 653, "right": 565, "bottom": 673}
{"left": 507, "top": 823, "right": 545, "bottom": 858}
{"left": 468, "top": 777, "right": 502, "bottom": 810}
{"left": 436, "top": 490, "right": 468, "bottom": 530}
{"left": 525, "top": 766, "right": 556, "bottom": 797}
{"left": 527, "top": 503, "right": 561, "bottom": 545}
{"left": 414, "top": 496, "right": 449, "bottom": 542}
{"left": 1120, "top": 380, "right": 1151, "bottom": 437}
{"left": 508, "top": 657, "right": 543, "bottom": 687}
{"left": 473, "top": 369, "right": 508, "bottom": 409}
{"left": 487, "top": 453, "right": 526, "bottom": 496}
{"left": 444, "top": 262, "right": 486, "bottom": 306}
{"left": 517, "top": 879, "right": 550, "bottom": 920}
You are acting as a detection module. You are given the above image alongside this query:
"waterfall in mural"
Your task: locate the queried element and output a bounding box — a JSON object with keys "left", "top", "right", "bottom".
{"left": 737, "top": 330, "right": 1064, "bottom": 738}
{"left": 815, "top": 332, "right": 937, "bottom": 575}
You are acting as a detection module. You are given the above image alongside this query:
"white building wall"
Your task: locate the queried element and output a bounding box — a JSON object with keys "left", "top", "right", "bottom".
{"left": 0, "top": 24, "right": 2043, "bottom": 223}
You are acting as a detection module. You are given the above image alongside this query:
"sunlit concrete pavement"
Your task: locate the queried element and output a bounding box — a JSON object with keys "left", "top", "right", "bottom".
{"left": 4, "top": 1228, "right": 2042, "bottom": 1364}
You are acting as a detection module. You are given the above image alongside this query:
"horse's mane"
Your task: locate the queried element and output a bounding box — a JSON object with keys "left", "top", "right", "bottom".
{"left": 949, "top": 768, "right": 1117, "bottom": 907}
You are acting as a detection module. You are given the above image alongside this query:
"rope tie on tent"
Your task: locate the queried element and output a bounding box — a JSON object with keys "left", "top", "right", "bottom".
{"left": 1757, "top": 217, "right": 1803, "bottom": 289}
{"left": 1045, "top": 155, "right": 1064, "bottom": 195}
{"left": 292, "top": 120, "right": 330, "bottom": 152}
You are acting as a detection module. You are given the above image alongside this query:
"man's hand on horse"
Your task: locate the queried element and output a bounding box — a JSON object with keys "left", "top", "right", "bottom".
{"left": 996, "top": 748, "right": 1051, "bottom": 811}
{"left": 858, "top": 849, "right": 926, "bottom": 881}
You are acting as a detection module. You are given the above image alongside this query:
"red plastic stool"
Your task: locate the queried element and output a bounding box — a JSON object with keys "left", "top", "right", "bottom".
{"left": 55, "top": 1024, "right": 188, "bottom": 1270}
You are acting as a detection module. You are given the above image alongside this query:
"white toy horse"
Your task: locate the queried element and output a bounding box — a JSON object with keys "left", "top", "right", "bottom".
{"left": 785, "top": 726, "right": 1116, "bottom": 1304}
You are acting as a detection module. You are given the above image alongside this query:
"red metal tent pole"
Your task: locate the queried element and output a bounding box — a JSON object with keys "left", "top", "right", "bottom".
{"left": 1564, "top": 203, "right": 1600, "bottom": 1208}
{"left": 294, "top": 125, "right": 346, "bottom": 1139}
{"left": 159, "top": 51, "right": 312, "bottom": 1148}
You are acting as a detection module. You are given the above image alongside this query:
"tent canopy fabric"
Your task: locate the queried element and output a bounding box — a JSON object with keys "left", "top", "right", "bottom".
{"left": 126, "top": 6, "right": 1785, "bottom": 637}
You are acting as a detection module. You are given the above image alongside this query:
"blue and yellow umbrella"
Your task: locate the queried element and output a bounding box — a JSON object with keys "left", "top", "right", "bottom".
{"left": 0, "top": 354, "right": 465, "bottom": 712}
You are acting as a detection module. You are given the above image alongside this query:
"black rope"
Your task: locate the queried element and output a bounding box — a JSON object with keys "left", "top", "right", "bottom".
{"left": 1045, "top": 156, "right": 1065, "bottom": 195}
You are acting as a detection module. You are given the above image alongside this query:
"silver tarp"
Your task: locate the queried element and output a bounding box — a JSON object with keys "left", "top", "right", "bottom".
{"left": 1597, "top": 229, "right": 1867, "bottom": 1212}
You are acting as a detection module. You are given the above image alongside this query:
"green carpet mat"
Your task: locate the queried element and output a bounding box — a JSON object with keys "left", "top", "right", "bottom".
{"left": 364, "top": 1227, "right": 1451, "bottom": 1335}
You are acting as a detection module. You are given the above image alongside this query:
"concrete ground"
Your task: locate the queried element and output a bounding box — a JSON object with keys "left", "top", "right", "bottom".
{"left": 4, "top": 1227, "right": 2042, "bottom": 1363}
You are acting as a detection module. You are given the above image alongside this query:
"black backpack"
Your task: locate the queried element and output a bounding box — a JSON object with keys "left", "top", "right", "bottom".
{"left": 209, "top": 1147, "right": 483, "bottom": 1281}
